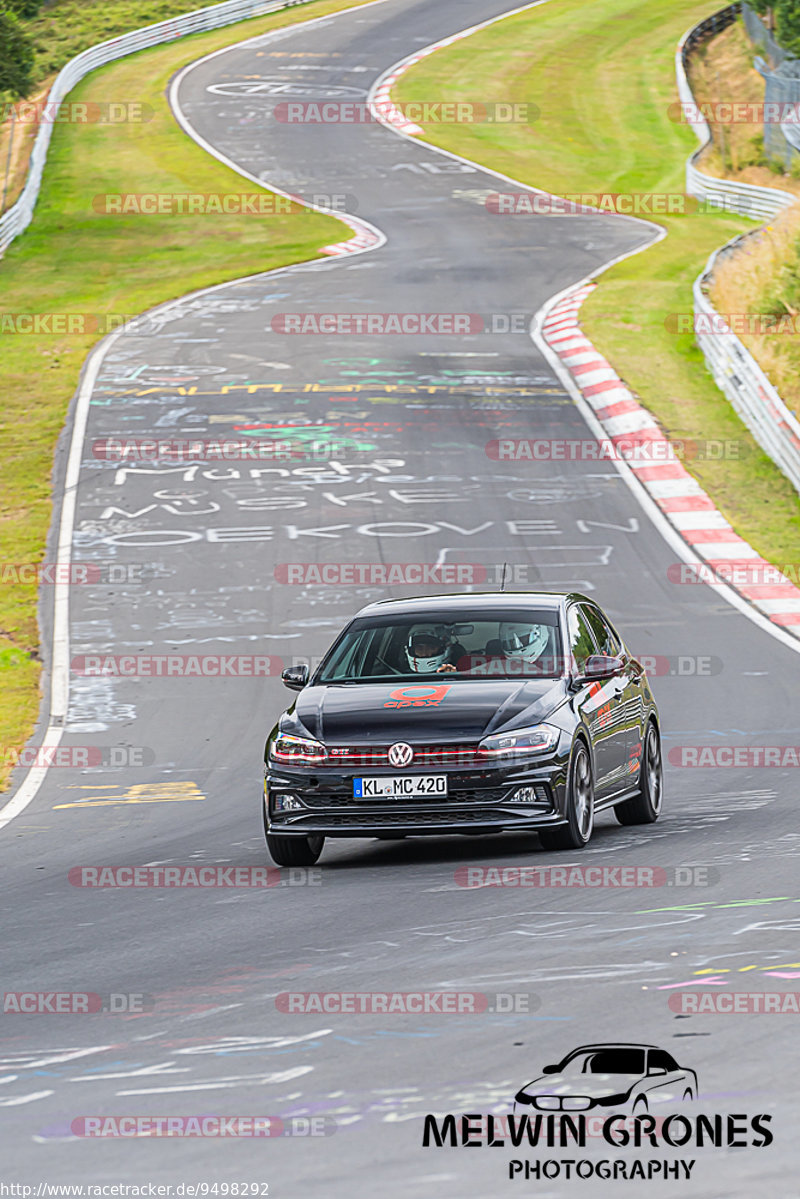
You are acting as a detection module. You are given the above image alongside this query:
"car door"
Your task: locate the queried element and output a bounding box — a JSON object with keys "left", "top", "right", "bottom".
{"left": 566, "top": 603, "right": 620, "bottom": 795}
{"left": 642, "top": 1049, "right": 686, "bottom": 1105}
{"left": 580, "top": 604, "right": 644, "bottom": 793}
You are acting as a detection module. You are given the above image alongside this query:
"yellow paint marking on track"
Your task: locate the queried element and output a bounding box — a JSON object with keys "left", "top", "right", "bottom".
{"left": 636, "top": 897, "right": 791, "bottom": 913}
{"left": 690, "top": 960, "right": 800, "bottom": 976}
{"left": 54, "top": 781, "right": 204, "bottom": 809}
{"left": 54, "top": 797, "right": 204, "bottom": 808}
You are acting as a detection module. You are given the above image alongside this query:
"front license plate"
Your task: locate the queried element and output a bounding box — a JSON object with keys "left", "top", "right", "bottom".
{"left": 353, "top": 775, "right": 448, "bottom": 799}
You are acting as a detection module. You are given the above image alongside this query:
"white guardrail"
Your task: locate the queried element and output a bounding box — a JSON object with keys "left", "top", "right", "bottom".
{"left": 5, "top": 0, "right": 800, "bottom": 495}
{"left": 678, "top": 5, "right": 800, "bottom": 495}
{"left": 694, "top": 246, "right": 800, "bottom": 489}
{"left": 0, "top": 0, "right": 315, "bottom": 256}
{"left": 676, "top": 4, "right": 796, "bottom": 218}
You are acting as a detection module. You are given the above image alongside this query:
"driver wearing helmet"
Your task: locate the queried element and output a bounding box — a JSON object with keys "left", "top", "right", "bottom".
{"left": 405, "top": 625, "right": 465, "bottom": 673}
{"left": 497, "top": 621, "right": 552, "bottom": 673}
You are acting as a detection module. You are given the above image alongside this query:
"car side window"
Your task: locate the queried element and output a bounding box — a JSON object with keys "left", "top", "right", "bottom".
{"left": 580, "top": 605, "right": 622, "bottom": 657}
{"left": 567, "top": 605, "right": 599, "bottom": 672}
{"left": 365, "top": 627, "right": 403, "bottom": 675}
{"left": 648, "top": 1049, "right": 675, "bottom": 1072}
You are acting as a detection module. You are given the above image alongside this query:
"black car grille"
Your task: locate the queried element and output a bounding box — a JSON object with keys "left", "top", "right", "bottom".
{"left": 299, "top": 786, "right": 511, "bottom": 808}
{"left": 324, "top": 743, "right": 484, "bottom": 768}
{"left": 301, "top": 808, "right": 513, "bottom": 828}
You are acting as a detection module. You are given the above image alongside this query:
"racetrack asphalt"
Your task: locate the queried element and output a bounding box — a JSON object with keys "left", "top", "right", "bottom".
{"left": 1, "top": 1, "right": 799, "bottom": 1194}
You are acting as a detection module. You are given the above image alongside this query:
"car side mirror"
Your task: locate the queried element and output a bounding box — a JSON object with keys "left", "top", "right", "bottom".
{"left": 648, "top": 1065, "right": 668, "bottom": 1076}
{"left": 542, "top": 1064, "right": 558, "bottom": 1074}
{"left": 572, "top": 654, "right": 625, "bottom": 687}
{"left": 281, "top": 664, "right": 309, "bottom": 691}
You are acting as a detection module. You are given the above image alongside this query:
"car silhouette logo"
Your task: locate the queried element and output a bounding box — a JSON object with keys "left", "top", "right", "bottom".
{"left": 514, "top": 1043, "right": 698, "bottom": 1115}
{"left": 388, "top": 742, "right": 414, "bottom": 768}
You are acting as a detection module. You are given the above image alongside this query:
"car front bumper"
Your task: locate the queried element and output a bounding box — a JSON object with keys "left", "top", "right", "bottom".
{"left": 264, "top": 756, "right": 570, "bottom": 838}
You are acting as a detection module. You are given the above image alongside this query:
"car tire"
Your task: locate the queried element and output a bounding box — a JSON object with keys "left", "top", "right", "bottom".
{"left": 682, "top": 1088, "right": 693, "bottom": 1102}
{"left": 538, "top": 740, "right": 594, "bottom": 851}
{"left": 615, "top": 720, "right": 663, "bottom": 825}
{"left": 632, "top": 1096, "right": 648, "bottom": 1115}
{"left": 266, "top": 832, "right": 324, "bottom": 867}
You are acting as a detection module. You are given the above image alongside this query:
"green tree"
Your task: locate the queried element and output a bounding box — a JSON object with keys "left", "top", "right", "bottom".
{"left": 748, "top": 0, "right": 776, "bottom": 31}
{"left": 5, "top": 1, "right": 43, "bottom": 17}
{"left": 0, "top": 5, "right": 35, "bottom": 98}
{"left": 776, "top": 0, "right": 800, "bottom": 54}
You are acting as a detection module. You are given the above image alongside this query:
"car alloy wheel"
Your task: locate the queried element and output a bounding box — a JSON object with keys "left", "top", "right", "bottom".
{"left": 645, "top": 723, "right": 663, "bottom": 815}
{"left": 538, "top": 740, "right": 594, "bottom": 851}
{"left": 615, "top": 720, "right": 663, "bottom": 826}
{"left": 573, "top": 745, "right": 593, "bottom": 841}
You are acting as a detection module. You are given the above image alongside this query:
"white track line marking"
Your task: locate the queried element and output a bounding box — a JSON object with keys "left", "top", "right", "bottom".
{"left": 365, "top": 6, "right": 800, "bottom": 654}
{"left": 6, "top": 0, "right": 799, "bottom": 833}
{"left": 0, "top": 0, "right": 394, "bottom": 831}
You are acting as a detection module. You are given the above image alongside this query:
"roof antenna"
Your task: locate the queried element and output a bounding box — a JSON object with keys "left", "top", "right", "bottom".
{"left": 500, "top": 562, "right": 509, "bottom": 593}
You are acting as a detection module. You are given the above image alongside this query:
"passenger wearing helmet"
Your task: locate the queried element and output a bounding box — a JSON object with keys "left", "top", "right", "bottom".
{"left": 498, "top": 621, "right": 552, "bottom": 673}
{"left": 405, "top": 625, "right": 465, "bottom": 673}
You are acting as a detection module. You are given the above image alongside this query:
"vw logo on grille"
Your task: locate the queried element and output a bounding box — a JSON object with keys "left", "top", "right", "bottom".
{"left": 388, "top": 742, "right": 414, "bottom": 768}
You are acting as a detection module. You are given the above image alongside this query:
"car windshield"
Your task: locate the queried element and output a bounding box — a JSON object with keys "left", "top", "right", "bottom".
{"left": 315, "top": 609, "right": 564, "bottom": 683}
{"left": 559, "top": 1049, "right": 646, "bottom": 1076}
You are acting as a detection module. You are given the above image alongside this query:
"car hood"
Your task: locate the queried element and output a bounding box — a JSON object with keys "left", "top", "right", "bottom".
{"left": 286, "top": 678, "right": 568, "bottom": 744}
{"left": 516, "top": 1072, "right": 642, "bottom": 1102}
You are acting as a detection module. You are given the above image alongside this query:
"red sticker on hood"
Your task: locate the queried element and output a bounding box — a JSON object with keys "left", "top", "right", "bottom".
{"left": 384, "top": 684, "right": 452, "bottom": 710}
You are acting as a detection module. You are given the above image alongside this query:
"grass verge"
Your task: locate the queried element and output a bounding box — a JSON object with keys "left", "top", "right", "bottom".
{"left": 2, "top": 0, "right": 255, "bottom": 213}
{"left": 392, "top": 0, "right": 800, "bottom": 568}
{"left": 687, "top": 16, "right": 800, "bottom": 190}
{"left": 710, "top": 204, "right": 800, "bottom": 420}
{"left": 0, "top": 0, "right": 375, "bottom": 790}
{"left": 26, "top": 0, "right": 247, "bottom": 80}
{"left": 686, "top": 15, "right": 800, "bottom": 421}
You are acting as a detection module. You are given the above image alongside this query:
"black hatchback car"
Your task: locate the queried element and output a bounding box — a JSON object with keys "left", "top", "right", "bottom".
{"left": 263, "top": 592, "right": 662, "bottom": 866}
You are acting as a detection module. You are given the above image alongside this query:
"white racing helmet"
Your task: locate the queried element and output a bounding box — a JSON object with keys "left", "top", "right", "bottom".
{"left": 406, "top": 625, "right": 450, "bottom": 673}
{"left": 499, "top": 621, "right": 549, "bottom": 664}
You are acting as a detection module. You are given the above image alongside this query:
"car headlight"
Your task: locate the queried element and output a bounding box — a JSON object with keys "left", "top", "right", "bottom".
{"left": 269, "top": 733, "right": 327, "bottom": 765}
{"left": 598, "top": 1091, "right": 632, "bottom": 1107}
{"left": 477, "top": 723, "right": 560, "bottom": 759}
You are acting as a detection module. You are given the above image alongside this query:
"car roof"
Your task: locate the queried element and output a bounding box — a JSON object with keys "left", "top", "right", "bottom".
{"left": 562, "top": 1043, "right": 660, "bottom": 1053}
{"left": 354, "top": 591, "right": 591, "bottom": 619}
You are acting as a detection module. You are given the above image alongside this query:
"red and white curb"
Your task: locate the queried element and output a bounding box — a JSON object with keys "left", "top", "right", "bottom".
{"left": 368, "top": 1, "right": 800, "bottom": 652}
{"left": 542, "top": 284, "right": 800, "bottom": 634}
{"left": 368, "top": 17, "right": 508, "bottom": 135}
{"left": 371, "top": 73, "right": 424, "bottom": 136}
{"left": 321, "top": 219, "right": 382, "bottom": 256}
{"left": 168, "top": 18, "right": 387, "bottom": 265}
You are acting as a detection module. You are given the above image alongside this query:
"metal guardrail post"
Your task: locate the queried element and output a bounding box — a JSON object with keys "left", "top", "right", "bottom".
{"left": 678, "top": 7, "right": 800, "bottom": 496}
{"left": 676, "top": 3, "right": 796, "bottom": 218}
{"left": 0, "top": 0, "right": 317, "bottom": 257}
